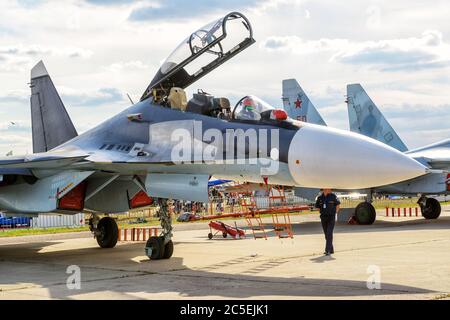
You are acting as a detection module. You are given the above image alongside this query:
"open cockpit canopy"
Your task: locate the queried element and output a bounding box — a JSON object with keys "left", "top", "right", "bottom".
{"left": 141, "top": 12, "right": 255, "bottom": 102}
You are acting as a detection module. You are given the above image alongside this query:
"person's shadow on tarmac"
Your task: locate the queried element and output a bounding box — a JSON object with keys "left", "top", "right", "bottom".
{"left": 310, "top": 254, "right": 336, "bottom": 263}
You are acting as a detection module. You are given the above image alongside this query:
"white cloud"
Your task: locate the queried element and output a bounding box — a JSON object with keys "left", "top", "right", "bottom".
{"left": 104, "top": 60, "right": 150, "bottom": 72}
{"left": 0, "top": 0, "right": 449, "bottom": 154}
{"left": 0, "top": 44, "right": 93, "bottom": 73}
{"left": 261, "top": 30, "right": 450, "bottom": 72}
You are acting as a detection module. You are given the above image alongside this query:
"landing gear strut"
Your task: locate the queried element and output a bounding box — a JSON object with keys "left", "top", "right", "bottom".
{"left": 90, "top": 215, "right": 119, "bottom": 248}
{"left": 145, "top": 198, "right": 174, "bottom": 260}
{"left": 418, "top": 196, "right": 441, "bottom": 219}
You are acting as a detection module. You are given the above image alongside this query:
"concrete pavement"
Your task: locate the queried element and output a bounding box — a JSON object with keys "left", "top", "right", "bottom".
{"left": 0, "top": 206, "right": 449, "bottom": 299}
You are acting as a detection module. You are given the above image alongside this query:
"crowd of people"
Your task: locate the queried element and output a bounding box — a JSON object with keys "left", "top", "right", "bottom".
{"left": 172, "top": 188, "right": 244, "bottom": 216}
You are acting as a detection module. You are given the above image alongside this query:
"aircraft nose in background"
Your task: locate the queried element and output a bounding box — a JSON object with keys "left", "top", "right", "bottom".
{"left": 287, "top": 124, "right": 428, "bottom": 189}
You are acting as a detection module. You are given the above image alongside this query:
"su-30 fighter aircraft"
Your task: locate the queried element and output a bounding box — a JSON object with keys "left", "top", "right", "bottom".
{"left": 282, "top": 79, "right": 449, "bottom": 224}
{"left": 0, "top": 12, "right": 428, "bottom": 259}
{"left": 347, "top": 84, "right": 449, "bottom": 220}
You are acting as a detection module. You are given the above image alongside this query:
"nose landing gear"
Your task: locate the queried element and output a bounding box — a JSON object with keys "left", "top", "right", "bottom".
{"left": 145, "top": 198, "right": 174, "bottom": 260}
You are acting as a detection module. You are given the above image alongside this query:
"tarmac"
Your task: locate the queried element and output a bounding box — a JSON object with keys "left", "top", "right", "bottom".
{"left": 0, "top": 206, "right": 449, "bottom": 300}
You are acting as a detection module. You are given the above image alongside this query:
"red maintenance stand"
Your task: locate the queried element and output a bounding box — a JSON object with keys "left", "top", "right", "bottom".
{"left": 208, "top": 220, "right": 245, "bottom": 239}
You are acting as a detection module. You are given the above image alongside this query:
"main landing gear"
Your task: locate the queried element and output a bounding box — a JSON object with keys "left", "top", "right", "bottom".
{"left": 354, "top": 191, "right": 376, "bottom": 225}
{"left": 354, "top": 202, "right": 376, "bottom": 225}
{"left": 145, "top": 198, "right": 174, "bottom": 260}
{"left": 90, "top": 215, "right": 119, "bottom": 248}
{"left": 418, "top": 196, "right": 441, "bottom": 220}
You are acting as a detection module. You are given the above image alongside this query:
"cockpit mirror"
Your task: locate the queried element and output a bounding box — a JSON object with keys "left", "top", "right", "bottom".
{"left": 141, "top": 12, "right": 255, "bottom": 102}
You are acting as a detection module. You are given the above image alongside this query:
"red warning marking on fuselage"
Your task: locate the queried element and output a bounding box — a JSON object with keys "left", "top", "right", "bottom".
{"left": 57, "top": 182, "right": 74, "bottom": 197}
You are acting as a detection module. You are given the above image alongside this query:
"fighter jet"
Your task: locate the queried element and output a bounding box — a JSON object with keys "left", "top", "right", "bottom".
{"left": 347, "top": 84, "right": 449, "bottom": 220}
{"left": 0, "top": 12, "right": 427, "bottom": 259}
{"left": 282, "top": 79, "right": 448, "bottom": 224}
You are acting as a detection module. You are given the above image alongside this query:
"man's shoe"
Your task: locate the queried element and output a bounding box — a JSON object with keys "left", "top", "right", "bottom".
{"left": 325, "top": 252, "right": 331, "bottom": 256}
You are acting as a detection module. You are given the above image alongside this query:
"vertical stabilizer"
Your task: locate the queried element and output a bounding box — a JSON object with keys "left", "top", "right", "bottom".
{"left": 282, "top": 79, "right": 325, "bottom": 200}
{"left": 30, "top": 61, "right": 77, "bottom": 153}
{"left": 282, "top": 79, "right": 326, "bottom": 126}
{"left": 346, "top": 84, "right": 408, "bottom": 152}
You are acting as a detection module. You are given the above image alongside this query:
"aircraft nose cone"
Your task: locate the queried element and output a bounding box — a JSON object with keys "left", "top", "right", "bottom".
{"left": 287, "top": 124, "right": 427, "bottom": 189}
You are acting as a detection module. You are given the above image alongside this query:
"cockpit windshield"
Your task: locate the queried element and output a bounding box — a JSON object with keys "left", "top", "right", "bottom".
{"left": 141, "top": 12, "right": 255, "bottom": 102}
{"left": 160, "top": 19, "right": 224, "bottom": 76}
{"left": 233, "top": 96, "right": 276, "bottom": 121}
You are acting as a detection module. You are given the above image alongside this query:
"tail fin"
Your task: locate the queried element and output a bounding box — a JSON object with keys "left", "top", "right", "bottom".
{"left": 30, "top": 61, "right": 77, "bottom": 153}
{"left": 282, "top": 79, "right": 326, "bottom": 126}
{"left": 346, "top": 84, "right": 408, "bottom": 152}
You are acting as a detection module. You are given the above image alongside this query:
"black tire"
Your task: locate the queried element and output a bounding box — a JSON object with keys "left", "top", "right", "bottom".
{"left": 162, "top": 240, "right": 174, "bottom": 259}
{"left": 222, "top": 232, "right": 228, "bottom": 238}
{"left": 421, "top": 198, "right": 441, "bottom": 219}
{"left": 145, "top": 236, "right": 165, "bottom": 260}
{"left": 96, "top": 217, "right": 118, "bottom": 248}
{"left": 355, "top": 202, "right": 376, "bottom": 225}
{"left": 208, "top": 232, "right": 213, "bottom": 240}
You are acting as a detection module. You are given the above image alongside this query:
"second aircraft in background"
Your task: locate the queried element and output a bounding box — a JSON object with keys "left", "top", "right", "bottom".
{"left": 282, "top": 79, "right": 449, "bottom": 224}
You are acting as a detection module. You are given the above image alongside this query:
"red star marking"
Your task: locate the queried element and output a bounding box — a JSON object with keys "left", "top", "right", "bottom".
{"left": 294, "top": 98, "right": 302, "bottom": 108}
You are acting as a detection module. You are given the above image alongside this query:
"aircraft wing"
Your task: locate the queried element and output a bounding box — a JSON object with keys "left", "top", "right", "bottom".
{"left": 0, "top": 153, "right": 89, "bottom": 169}
{"left": 406, "top": 138, "right": 450, "bottom": 170}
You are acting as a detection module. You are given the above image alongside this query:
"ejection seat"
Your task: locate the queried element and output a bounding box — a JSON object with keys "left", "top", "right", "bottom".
{"left": 216, "top": 97, "right": 231, "bottom": 119}
{"left": 168, "top": 87, "right": 188, "bottom": 111}
{"left": 186, "top": 91, "right": 231, "bottom": 118}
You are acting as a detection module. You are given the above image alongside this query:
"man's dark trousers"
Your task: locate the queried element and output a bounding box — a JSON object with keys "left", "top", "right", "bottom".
{"left": 320, "top": 214, "right": 335, "bottom": 253}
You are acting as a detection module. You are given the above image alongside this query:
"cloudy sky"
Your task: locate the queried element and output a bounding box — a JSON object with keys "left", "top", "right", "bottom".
{"left": 0, "top": 0, "right": 449, "bottom": 155}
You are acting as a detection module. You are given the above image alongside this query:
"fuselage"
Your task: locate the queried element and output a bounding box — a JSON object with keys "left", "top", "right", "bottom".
{"left": 52, "top": 98, "right": 427, "bottom": 190}
{"left": 0, "top": 98, "right": 429, "bottom": 214}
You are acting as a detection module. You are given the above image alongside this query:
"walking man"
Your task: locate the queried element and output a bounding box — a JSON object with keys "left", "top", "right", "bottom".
{"left": 315, "top": 189, "right": 340, "bottom": 255}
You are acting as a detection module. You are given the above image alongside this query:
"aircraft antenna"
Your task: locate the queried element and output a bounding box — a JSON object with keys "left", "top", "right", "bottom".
{"left": 127, "top": 93, "right": 135, "bottom": 105}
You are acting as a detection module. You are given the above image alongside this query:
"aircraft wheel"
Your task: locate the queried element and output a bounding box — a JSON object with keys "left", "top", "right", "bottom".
{"left": 162, "top": 240, "right": 174, "bottom": 259}
{"left": 208, "top": 232, "right": 213, "bottom": 240}
{"left": 145, "top": 236, "right": 165, "bottom": 260}
{"left": 421, "top": 198, "right": 441, "bottom": 219}
{"left": 222, "top": 232, "right": 228, "bottom": 238}
{"left": 96, "top": 217, "right": 118, "bottom": 248}
{"left": 355, "top": 202, "right": 376, "bottom": 225}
